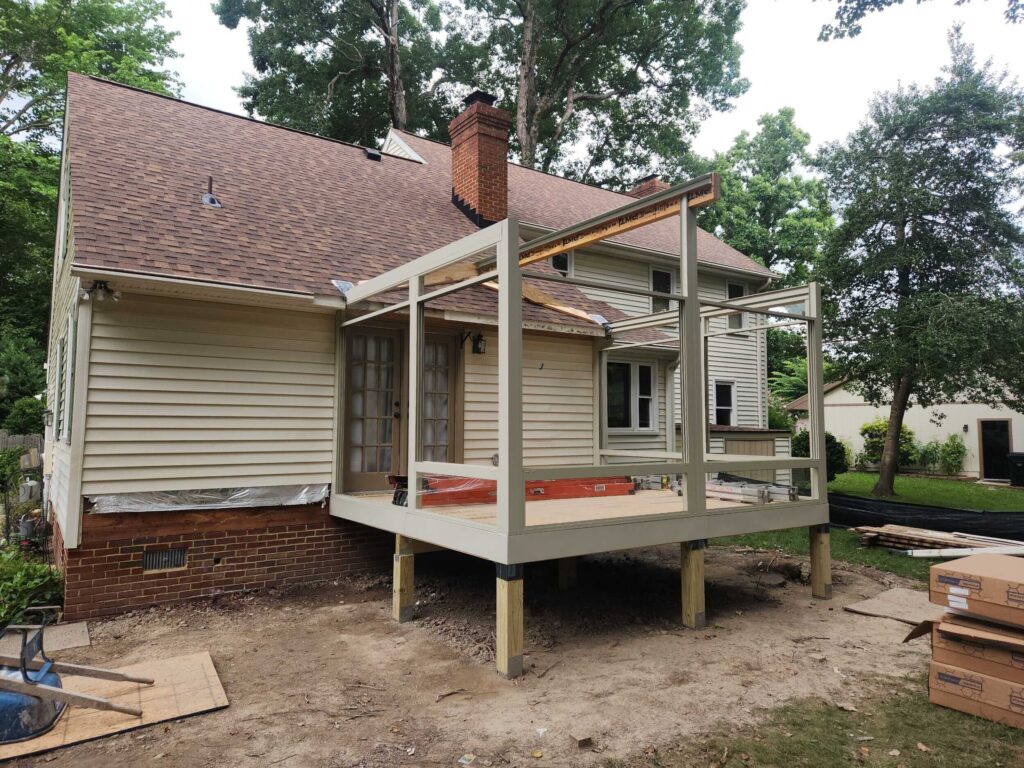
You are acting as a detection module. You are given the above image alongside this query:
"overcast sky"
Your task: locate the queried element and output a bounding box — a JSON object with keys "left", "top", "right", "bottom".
{"left": 161, "top": 0, "right": 1021, "bottom": 156}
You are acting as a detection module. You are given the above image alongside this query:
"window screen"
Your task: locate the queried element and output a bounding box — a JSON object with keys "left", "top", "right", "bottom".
{"left": 638, "top": 364, "right": 654, "bottom": 429}
{"left": 715, "top": 382, "right": 734, "bottom": 426}
{"left": 651, "top": 269, "right": 672, "bottom": 312}
{"left": 607, "top": 362, "right": 631, "bottom": 429}
{"left": 727, "top": 283, "right": 745, "bottom": 329}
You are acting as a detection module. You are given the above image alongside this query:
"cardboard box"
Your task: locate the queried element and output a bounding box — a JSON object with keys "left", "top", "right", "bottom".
{"left": 930, "top": 555, "right": 1024, "bottom": 627}
{"left": 932, "top": 614, "right": 1024, "bottom": 685}
{"left": 929, "top": 660, "right": 1024, "bottom": 729}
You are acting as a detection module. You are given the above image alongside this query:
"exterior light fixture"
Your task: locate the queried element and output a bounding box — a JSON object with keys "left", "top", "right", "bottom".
{"left": 84, "top": 280, "right": 121, "bottom": 302}
{"left": 471, "top": 332, "right": 486, "bottom": 355}
{"left": 963, "top": 424, "right": 969, "bottom": 433}
{"left": 43, "top": 410, "right": 53, "bottom": 427}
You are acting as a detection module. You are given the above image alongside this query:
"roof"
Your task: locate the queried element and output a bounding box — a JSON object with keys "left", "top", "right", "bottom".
{"left": 65, "top": 74, "right": 771, "bottom": 325}
{"left": 784, "top": 381, "right": 846, "bottom": 411}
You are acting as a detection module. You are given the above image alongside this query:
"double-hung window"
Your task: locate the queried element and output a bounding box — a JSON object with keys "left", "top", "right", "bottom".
{"left": 714, "top": 380, "right": 735, "bottom": 426}
{"left": 651, "top": 268, "right": 674, "bottom": 313}
{"left": 727, "top": 283, "right": 745, "bottom": 329}
{"left": 607, "top": 361, "right": 656, "bottom": 431}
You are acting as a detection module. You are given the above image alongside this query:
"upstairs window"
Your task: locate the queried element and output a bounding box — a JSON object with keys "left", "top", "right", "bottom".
{"left": 651, "top": 268, "right": 673, "bottom": 312}
{"left": 607, "top": 361, "right": 657, "bottom": 431}
{"left": 714, "top": 381, "right": 735, "bottom": 426}
{"left": 551, "top": 252, "right": 572, "bottom": 277}
{"left": 727, "top": 283, "right": 745, "bottom": 329}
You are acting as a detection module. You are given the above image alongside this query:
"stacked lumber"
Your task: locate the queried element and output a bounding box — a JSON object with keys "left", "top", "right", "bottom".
{"left": 855, "top": 524, "right": 1021, "bottom": 551}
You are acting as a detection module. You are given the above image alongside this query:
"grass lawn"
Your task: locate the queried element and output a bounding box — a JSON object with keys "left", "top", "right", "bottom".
{"left": 829, "top": 471, "right": 1024, "bottom": 512}
{"left": 610, "top": 678, "right": 1024, "bottom": 767}
{"left": 714, "top": 526, "right": 932, "bottom": 581}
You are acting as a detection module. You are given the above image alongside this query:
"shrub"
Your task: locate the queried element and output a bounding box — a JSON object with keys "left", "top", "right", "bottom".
{"left": 859, "top": 418, "right": 917, "bottom": 467}
{"left": 768, "top": 395, "right": 794, "bottom": 430}
{"left": 792, "top": 429, "right": 850, "bottom": 482}
{"left": 3, "top": 395, "right": 44, "bottom": 435}
{"left": 939, "top": 433, "right": 968, "bottom": 476}
{"left": 917, "top": 439, "right": 943, "bottom": 473}
{"left": 0, "top": 547, "right": 63, "bottom": 626}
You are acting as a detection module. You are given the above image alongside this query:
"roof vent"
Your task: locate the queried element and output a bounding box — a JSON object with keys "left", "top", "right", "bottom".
{"left": 364, "top": 148, "right": 382, "bottom": 162}
{"left": 201, "top": 175, "right": 223, "bottom": 208}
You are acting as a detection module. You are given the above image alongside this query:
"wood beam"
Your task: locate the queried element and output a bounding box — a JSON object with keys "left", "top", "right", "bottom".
{"left": 496, "top": 564, "right": 524, "bottom": 678}
{"left": 809, "top": 524, "right": 833, "bottom": 600}
{"left": 681, "top": 540, "right": 707, "bottom": 629}
{"left": 393, "top": 534, "right": 415, "bottom": 622}
{"left": 0, "top": 676, "right": 143, "bottom": 717}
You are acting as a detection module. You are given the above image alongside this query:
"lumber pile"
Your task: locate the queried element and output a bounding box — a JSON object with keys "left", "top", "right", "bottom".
{"left": 854, "top": 524, "right": 1021, "bottom": 551}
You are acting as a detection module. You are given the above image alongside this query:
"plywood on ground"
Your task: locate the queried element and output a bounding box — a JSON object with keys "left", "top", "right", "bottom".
{"left": 0, "top": 651, "right": 227, "bottom": 761}
{"left": 0, "top": 621, "right": 90, "bottom": 656}
{"left": 843, "top": 588, "right": 937, "bottom": 626}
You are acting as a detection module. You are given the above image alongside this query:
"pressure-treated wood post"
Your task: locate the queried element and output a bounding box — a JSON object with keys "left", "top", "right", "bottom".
{"left": 392, "top": 535, "right": 415, "bottom": 622}
{"left": 809, "top": 524, "right": 832, "bottom": 600}
{"left": 680, "top": 539, "right": 707, "bottom": 629}
{"left": 495, "top": 563, "right": 524, "bottom": 678}
{"left": 557, "top": 557, "right": 578, "bottom": 590}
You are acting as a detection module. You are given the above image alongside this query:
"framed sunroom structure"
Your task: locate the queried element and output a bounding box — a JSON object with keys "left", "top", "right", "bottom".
{"left": 333, "top": 173, "right": 831, "bottom": 677}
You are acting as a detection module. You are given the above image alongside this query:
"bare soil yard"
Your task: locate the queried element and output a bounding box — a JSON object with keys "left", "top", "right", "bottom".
{"left": 13, "top": 544, "right": 930, "bottom": 767}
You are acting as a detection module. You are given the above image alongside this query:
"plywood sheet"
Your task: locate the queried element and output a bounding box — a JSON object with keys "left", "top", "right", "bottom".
{"left": 0, "top": 621, "right": 90, "bottom": 656}
{"left": 844, "top": 587, "right": 938, "bottom": 626}
{"left": 0, "top": 651, "right": 227, "bottom": 761}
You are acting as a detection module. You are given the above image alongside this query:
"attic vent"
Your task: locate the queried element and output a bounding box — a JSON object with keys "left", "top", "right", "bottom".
{"left": 364, "top": 148, "right": 382, "bottom": 162}
{"left": 201, "top": 175, "right": 223, "bottom": 208}
{"left": 142, "top": 547, "right": 187, "bottom": 572}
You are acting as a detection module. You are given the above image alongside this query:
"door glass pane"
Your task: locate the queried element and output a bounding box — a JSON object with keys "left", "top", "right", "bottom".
{"left": 421, "top": 341, "right": 452, "bottom": 464}
{"left": 348, "top": 333, "right": 398, "bottom": 476}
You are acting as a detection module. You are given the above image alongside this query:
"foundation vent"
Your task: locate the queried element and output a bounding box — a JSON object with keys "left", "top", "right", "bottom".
{"left": 142, "top": 548, "right": 187, "bottom": 572}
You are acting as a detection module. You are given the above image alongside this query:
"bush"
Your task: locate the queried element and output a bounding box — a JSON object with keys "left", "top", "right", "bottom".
{"left": 768, "top": 395, "right": 794, "bottom": 430}
{"left": 917, "top": 439, "right": 943, "bottom": 473}
{"left": 3, "top": 395, "right": 44, "bottom": 435}
{"left": 939, "top": 433, "right": 968, "bottom": 476}
{"left": 792, "top": 429, "right": 850, "bottom": 482}
{"left": 0, "top": 547, "right": 63, "bottom": 626}
{"left": 859, "top": 418, "right": 917, "bottom": 467}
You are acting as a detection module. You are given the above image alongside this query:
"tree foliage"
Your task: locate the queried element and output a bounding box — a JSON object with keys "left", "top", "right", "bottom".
{"left": 817, "top": 29, "right": 1024, "bottom": 495}
{"left": 792, "top": 429, "right": 849, "bottom": 482}
{"left": 3, "top": 395, "right": 44, "bottom": 435}
{"left": 0, "top": 0, "right": 180, "bottom": 141}
{"left": 0, "top": 326, "right": 45, "bottom": 424}
{"left": 820, "top": 0, "right": 1022, "bottom": 40}
{"left": 697, "top": 108, "right": 833, "bottom": 284}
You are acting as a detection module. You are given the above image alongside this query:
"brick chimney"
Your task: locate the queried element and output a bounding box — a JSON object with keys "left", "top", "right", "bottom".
{"left": 449, "top": 90, "right": 511, "bottom": 226}
{"left": 626, "top": 174, "right": 671, "bottom": 199}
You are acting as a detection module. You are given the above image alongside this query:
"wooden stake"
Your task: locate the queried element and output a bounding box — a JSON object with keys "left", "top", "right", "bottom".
{"left": 681, "top": 540, "right": 706, "bottom": 630}
{"left": 393, "top": 535, "right": 415, "bottom": 622}
{"left": 557, "top": 557, "right": 578, "bottom": 591}
{"left": 496, "top": 564, "right": 524, "bottom": 678}
{"left": 809, "top": 524, "right": 833, "bottom": 600}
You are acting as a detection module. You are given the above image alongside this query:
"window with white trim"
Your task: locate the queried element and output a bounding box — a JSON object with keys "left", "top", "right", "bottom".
{"left": 607, "top": 361, "right": 657, "bottom": 431}
{"left": 551, "top": 251, "right": 573, "bottom": 277}
{"left": 714, "top": 380, "right": 735, "bottom": 426}
{"left": 727, "top": 282, "right": 745, "bottom": 329}
{"left": 651, "top": 268, "right": 674, "bottom": 313}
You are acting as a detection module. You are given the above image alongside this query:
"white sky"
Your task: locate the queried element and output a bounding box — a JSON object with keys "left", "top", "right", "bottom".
{"left": 160, "top": 0, "right": 1022, "bottom": 156}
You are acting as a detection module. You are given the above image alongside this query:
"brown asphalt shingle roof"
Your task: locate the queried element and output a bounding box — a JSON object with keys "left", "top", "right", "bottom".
{"left": 65, "top": 74, "right": 771, "bottom": 327}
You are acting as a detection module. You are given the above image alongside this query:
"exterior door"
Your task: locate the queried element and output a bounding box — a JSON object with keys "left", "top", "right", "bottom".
{"left": 980, "top": 420, "right": 1011, "bottom": 481}
{"left": 344, "top": 331, "right": 403, "bottom": 492}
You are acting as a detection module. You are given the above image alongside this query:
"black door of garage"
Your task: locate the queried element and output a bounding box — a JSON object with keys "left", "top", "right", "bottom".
{"left": 980, "top": 420, "right": 1011, "bottom": 481}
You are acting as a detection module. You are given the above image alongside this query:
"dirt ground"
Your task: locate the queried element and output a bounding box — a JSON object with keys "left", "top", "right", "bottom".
{"left": 14, "top": 545, "right": 930, "bottom": 768}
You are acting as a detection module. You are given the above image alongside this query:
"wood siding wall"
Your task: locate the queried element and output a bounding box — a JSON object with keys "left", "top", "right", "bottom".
{"left": 81, "top": 295, "right": 336, "bottom": 495}
{"left": 463, "top": 332, "right": 595, "bottom": 467}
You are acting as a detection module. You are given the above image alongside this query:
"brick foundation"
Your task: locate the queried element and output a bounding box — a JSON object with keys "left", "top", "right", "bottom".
{"left": 55, "top": 502, "right": 392, "bottom": 621}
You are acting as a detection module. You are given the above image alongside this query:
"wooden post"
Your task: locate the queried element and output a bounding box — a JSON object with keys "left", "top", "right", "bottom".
{"left": 681, "top": 539, "right": 706, "bottom": 629}
{"left": 809, "top": 524, "right": 833, "bottom": 600}
{"left": 392, "top": 535, "right": 415, "bottom": 622}
{"left": 496, "top": 563, "right": 524, "bottom": 678}
{"left": 557, "top": 557, "right": 578, "bottom": 590}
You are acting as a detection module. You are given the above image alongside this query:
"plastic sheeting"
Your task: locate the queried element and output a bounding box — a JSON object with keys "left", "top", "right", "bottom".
{"left": 88, "top": 484, "right": 330, "bottom": 514}
{"left": 829, "top": 492, "right": 1024, "bottom": 538}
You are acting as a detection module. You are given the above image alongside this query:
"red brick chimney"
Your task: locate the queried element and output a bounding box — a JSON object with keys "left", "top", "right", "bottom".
{"left": 449, "top": 90, "right": 511, "bottom": 225}
{"left": 626, "top": 174, "right": 671, "bottom": 198}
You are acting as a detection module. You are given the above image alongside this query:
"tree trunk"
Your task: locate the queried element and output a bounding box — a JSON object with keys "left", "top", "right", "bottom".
{"left": 386, "top": 0, "right": 407, "bottom": 130}
{"left": 872, "top": 374, "right": 913, "bottom": 497}
{"left": 515, "top": 0, "right": 537, "bottom": 167}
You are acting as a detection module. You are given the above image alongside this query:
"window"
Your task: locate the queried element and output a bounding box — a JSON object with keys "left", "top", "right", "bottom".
{"left": 607, "top": 361, "right": 657, "bottom": 431}
{"left": 651, "top": 268, "right": 673, "bottom": 312}
{"left": 551, "top": 252, "right": 572, "bottom": 277}
{"left": 727, "top": 283, "right": 745, "bottom": 330}
{"left": 714, "top": 381, "right": 735, "bottom": 426}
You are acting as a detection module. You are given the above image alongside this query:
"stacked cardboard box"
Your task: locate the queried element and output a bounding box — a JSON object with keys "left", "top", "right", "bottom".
{"left": 925, "top": 554, "right": 1024, "bottom": 728}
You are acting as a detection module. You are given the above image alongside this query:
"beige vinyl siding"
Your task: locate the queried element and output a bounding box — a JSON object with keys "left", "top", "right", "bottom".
{"left": 571, "top": 252, "right": 651, "bottom": 316}
{"left": 464, "top": 332, "right": 594, "bottom": 466}
{"left": 81, "top": 295, "right": 335, "bottom": 495}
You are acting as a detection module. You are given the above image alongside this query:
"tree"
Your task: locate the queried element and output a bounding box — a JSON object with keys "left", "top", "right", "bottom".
{"left": 0, "top": 0, "right": 180, "bottom": 141}
{"left": 461, "top": 0, "right": 747, "bottom": 184}
{"left": 768, "top": 357, "right": 838, "bottom": 404}
{"left": 214, "top": 0, "right": 469, "bottom": 146}
{"left": 820, "top": 0, "right": 1022, "bottom": 40}
{"left": 766, "top": 327, "right": 807, "bottom": 380}
{"left": 697, "top": 108, "right": 833, "bottom": 285}
{"left": 0, "top": 326, "right": 45, "bottom": 423}
{"left": 3, "top": 395, "right": 44, "bottom": 435}
{"left": 817, "top": 29, "right": 1024, "bottom": 498}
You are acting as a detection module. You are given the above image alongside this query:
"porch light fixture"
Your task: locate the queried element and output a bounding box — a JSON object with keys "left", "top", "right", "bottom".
{"left": 43, "top": 410, "right": 53, "bottom": 427}
{"left": 81, "top": 280, "right": 121, "bottom": 302}
{"left": 963, "top": 424, "right": 969, "bottom": 433}
{"left": 471, "top": 332, "right": 486, "bottom": 355}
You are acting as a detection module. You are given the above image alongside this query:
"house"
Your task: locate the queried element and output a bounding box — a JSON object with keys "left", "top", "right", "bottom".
{"left": 788, "top": 384, "right": 1021, "bottom": 481}
{"left": 45, "top": 74, "right": 829, "bottom": 676}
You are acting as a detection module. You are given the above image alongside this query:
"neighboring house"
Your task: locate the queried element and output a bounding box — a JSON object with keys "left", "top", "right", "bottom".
{"left": 788, "top": 383, "right": 1021, "bottom": 480}
{"left": 46, "top": 74, "right": 800, "bottom": 624}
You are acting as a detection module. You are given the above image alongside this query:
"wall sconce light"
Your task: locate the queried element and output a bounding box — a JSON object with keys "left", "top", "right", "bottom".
{"left": 80, "top": 280, "right": 121, "bottom": 303}
{"left": 43, "top": 410, "right": 53, "bottom": 427}
{"left": 963, "top": 424, "right": 969, "bottom": 433}
{"left": 471, "top": 332, "right": 486, "bottom": 355}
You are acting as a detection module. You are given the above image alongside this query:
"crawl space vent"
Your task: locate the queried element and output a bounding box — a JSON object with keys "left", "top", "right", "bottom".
{"left": 143, "top": 548, "right": 187, "bottom": 572}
